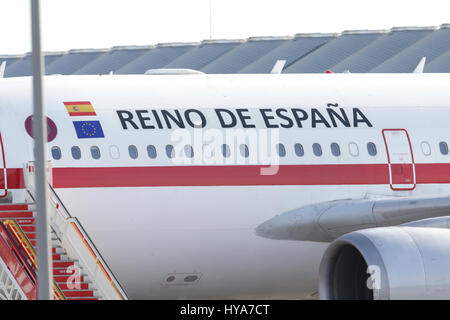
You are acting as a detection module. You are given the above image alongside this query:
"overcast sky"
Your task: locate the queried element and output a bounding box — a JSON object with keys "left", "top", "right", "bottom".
{"left": 1, "top": 0, "right": 449, "bottom": 55}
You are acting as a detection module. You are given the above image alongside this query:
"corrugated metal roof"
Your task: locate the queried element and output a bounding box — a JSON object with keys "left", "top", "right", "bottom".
{"left": 332, "top": 27, "right": 433, "bottom": 73}
{"left": 372, "top": 24, "right": 450, "bottom": 73}
{"left": 1, "top": 24, "right": 449, "bottom": 77}
{"left": 115, "top": 43, "right": 197, "bottom": 74}
{"left": 425, "top": 49, "right": 450, "bottom": 72}
{"left": 239, "top": 33, "right": 336, "bottom": 73}
{"left": 163, "top": 39, "right": 243, "bottom": 70}
{"left": 45, "top": 49, "right": 109, "bottom": 75}
{"left": 201, "top": 36, "right": 290, "bottom": 73}
{"left": 73, "top": 45, "right": 153, "bottom": 75}
{"left": 4, "top": 51, "right": 65, "bottom": 77}
{"left": 0, "top": 54, "right": 24, "bottom": 70}
{"left": 284, "top": 30, "right": 385, "bottom": 73}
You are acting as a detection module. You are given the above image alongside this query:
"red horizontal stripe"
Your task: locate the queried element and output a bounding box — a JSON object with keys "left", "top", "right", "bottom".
{"left": 3, "top": 163, "right": 450, "bottom": 189}
{"left": 52, "top": 164, "right": 390, "bottom": 188}
{"left": 0, "top": 204, "right": 28, "bottom": 211}
{"left": 68, "top": 112, "right": 97, "bottom": 116}
{"left": 416, "top": 163, "right": 450, "bottom": 184}
{"left": 63, "top": 101, "right": 92, "bottom": 106}
{"left": 0, "top": 211, "right": 32, "bottom": 218}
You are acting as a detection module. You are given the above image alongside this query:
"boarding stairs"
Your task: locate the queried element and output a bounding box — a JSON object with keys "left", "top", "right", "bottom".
{"left": 0, "top": 162, "right": 128, "bottom": 300}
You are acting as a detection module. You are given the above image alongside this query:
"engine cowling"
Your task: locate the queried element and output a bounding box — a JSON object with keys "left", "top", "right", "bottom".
{"left": 319, "top": 226, "right": 450, "bottom": 299}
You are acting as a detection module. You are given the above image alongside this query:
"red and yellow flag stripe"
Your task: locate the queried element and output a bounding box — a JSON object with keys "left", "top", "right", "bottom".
{"left": 64, "top": 101, "right": 96, "bottom": 116}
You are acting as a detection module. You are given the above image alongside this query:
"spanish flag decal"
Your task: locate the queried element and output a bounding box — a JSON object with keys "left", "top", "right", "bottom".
{"left": 63, "top": 101, "right": 96, "bottom": 116}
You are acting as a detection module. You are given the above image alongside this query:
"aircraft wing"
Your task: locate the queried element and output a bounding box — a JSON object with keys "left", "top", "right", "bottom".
{"left": 256, "top": 194, "right": 450, "bottom": 242}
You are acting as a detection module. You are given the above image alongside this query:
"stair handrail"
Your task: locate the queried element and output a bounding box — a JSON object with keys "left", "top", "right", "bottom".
{"left": 3, "top": 220, "right": 66, "bottom": 300}
{"left": 3, "top": 219, "right": 37, "bottom": 268}
{"left": 52, "top": 282, "right": 65, "bottom": 300}
{"left": 46, "top": 185, "right": 128, "bottom": 300}
{"left": 0, "top": 220, "right": 36, "bottom": 299}
{"left": 23, "top": 161, "right": 128, "bottom": 300}
{"left": 0, "top": 256, "right": 28, "bottom": 300}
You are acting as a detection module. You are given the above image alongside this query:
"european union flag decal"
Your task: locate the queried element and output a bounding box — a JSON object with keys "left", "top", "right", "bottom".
{"left": 73, "top": 121, "right": 105, "bottom": 139}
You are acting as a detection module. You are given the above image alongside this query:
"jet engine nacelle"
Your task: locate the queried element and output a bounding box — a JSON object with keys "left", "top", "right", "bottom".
{"left": 319, "top": 226, "right": 450, "bottom": 299}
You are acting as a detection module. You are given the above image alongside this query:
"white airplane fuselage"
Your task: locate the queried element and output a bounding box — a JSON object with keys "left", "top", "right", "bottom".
{"left": 1, "top": 73, "right": 450, "bottom": 299}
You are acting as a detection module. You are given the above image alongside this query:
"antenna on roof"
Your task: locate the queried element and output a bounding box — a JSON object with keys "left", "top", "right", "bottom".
{"left": 270, "top": 60, "right": 286, "bottom": 74}
{"left": 0, "top": 61, "right": 6, "bottom": 78}
{"left": 413, "top": 57, "right": 426, "bottom": 73}
{"left": 209, "top": 0, "right": 213, "bottom": 40}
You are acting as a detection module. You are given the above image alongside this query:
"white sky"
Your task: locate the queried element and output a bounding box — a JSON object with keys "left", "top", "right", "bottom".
{"left": 1, "top": 0, "right": 449, "bottom": 55}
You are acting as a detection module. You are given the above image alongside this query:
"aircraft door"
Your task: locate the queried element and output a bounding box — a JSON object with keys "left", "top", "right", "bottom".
{"left": 382, "top": 129, "right": 415, "bottom": 191}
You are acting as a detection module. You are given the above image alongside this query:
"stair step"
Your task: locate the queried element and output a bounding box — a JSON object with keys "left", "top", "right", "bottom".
{"left": 53, "top": 267, "right": 80, "bottom": 276}
{"left": 0, "top": 203, "right": 110, "bottom": 300}
{"left": 53, "top": 261, "right": 75, "bottom": 268}
{"left": 57, "top": 282, "right": 91, "bottom": 290}
{"left": 21, "top": 225, "right": 36, "bottom": 232}
{"left": 52, "top": 247, "right": 64, "bottom": 254}
{"left": 0, "top": 211, "right": 33, "bottom": 218}
{"left": 0, "top": 204, "right": 28, "bottom": 211}
{"left": 25, "top": 232, "right": 36, "bottom": 240}
{"left": 54, "top": 275, "right": 86, "bottom": 283}
{"left": 53, "top": 254, "right": 69, "bottom": 261}
{"left": 16, "top": 218, "right": 35, "bottom": 225}
{"left": 62, "top": 290, "right": 95, "bottom": 298}
{"left": 63, "top": 290, "right": 94, "bottom": 298}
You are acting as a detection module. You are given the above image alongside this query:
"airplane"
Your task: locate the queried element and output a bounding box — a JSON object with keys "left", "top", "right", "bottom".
{"left": 1, "top": 71, "right": 450, "bottom": 299}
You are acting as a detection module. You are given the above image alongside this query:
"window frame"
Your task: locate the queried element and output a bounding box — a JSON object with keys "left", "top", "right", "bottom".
{"left": 312, "top": 143, "right": 322, "bottom": 157}
{"left": 51, "top": 146, "right": 62, "bottom": 160}
{"left": 71, "top": 146, "right": 81, "bottom": 160}
{"left": 128, "top": 145, "right": 139, "bottom": 159}
{"left": 90, "top": 146, "right": 101, "bottom": 160}
{"left": 330, "top": 142, "right": 341, "bottom": 157}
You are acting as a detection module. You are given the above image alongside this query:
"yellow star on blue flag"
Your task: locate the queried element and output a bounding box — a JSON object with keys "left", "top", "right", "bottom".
{"left": 73, "top": 121, "right": 105, "bottom": 139}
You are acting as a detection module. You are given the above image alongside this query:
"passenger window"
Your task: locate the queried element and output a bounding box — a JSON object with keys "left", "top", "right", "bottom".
{"left": 147, "top": 145, "right": 157, "bottom": 159}
{"left": 71, "top": 146, "right": 81, "bottom": 160}
{"left": 277, "top": 143, "right": 286, "bottom": 157}
{"left": 349, "top": 142, "right": 359, "bottom": 157}
{"left": 330, "top": 143, "right": 340, "bottom": 157}
{"left": 166, "top": 145, "right": 175, "bottom": 159}
{"left": 109, "top": 145, "right": 120, "bottom": 159}
{"left": 421, "top": 141, "right": 431, "bottom": 156}
{"left": 222, "top": 144, "right": 230, "bottom": 158}
{"left": 367, "top": 142, "right": 377, "bottom": 156}
{"left": 240, "top": 144, "right": 249, "bottom": 158}
{"left": 294, "top": 143, "right": 304, "bottom": 157}
{"left": 184, "top": 145, "right": 194, "bottom": 158}
{"left": 128, "top": 145, "right": 138, "bottom": 159}
{"left": 312, "top": 143, "right": 322, "bottom": 157}
{"left": 440, "top": 142, "right": 449, "bottom": 155}
{"left": 203, "top": 144, "right": 215, "bottom": 159}
{"left": 90, "top": 146, "right": 101, "bottom": 159}
{"left": 51, "top": 146, "right": 61, "bottom": 160}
